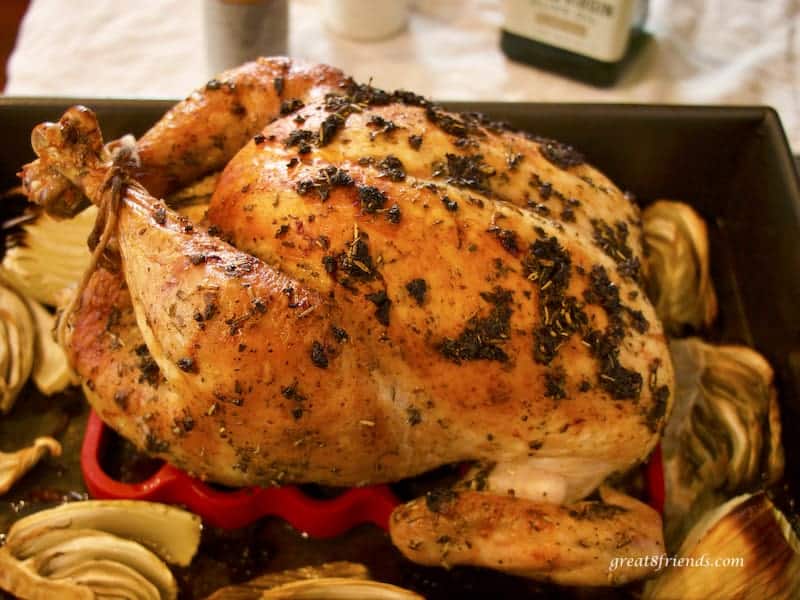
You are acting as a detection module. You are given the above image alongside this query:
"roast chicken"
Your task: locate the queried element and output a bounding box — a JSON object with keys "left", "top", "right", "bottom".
{"left": 22, "top": 58, "right": 672, "bottom": 586}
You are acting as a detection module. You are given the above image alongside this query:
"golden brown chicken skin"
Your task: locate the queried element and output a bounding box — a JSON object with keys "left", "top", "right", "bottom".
{"left": 22, "top": 57, "right": 348, "bottom": 215}
{"left": 23, "top": 65, "right": 672, "bottom": 586}
{"left": 133, "top": 57, "right": 348, "bottom": 198}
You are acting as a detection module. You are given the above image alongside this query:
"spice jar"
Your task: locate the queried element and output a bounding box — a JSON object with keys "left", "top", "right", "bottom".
{"left": 204, "top": 0, "right": 289, "bottom": 76}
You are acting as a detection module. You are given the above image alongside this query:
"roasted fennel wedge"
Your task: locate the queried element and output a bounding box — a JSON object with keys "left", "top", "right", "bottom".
{"left": 644, "top": 492, "right": 800, "bottom": 600}
{"left": 205, "top": 562, "right": 423, "bottom": 600}
{"left": 0, "top": 500, "right": 202, "bottom": 600}
{"left": 1, "top": 206, "right": 95, "bottom": 308}
{"left": 0, "top": 283, "right": 35, "bottom": 413}
{"left": 0, "top": 437, "right": 61, "bottom": 496}
{"left": 663, "top": 338, "right": 784, "bottom": 546}
{"left": 642, "top": 200, "right": 717, "bottom": 335}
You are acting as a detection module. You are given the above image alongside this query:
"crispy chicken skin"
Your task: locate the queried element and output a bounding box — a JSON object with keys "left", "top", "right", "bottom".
{"left": 22, "top": 59, "right": 671, "bottom": 585}
{"left": 133, "top": 58, "right": 347, "bottom": 198}
{"left": 22, "top": 57, "right": 348, "bottom": 214}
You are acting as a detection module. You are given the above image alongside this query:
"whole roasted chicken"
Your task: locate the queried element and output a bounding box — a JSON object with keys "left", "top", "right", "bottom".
{"left": 22, "top": 58, "right": 672, "bottom": 586}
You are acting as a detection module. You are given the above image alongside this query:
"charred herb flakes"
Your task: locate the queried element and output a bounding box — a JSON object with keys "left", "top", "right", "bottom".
{"left": 296, "top": 166, "right": 354, "bottom": 200}
{"left": 324, "top": 93, "right": 356, "bottom": 114}
{"left": 177, "top": 357, "right": 196, "bottom": 373}
{"left": 462, "top": 111, "right": 511, "bottom": 134}
{"left": 507, "top": 153, "right": 524, "bottom": 170}
{"left": 441, "top": 196, "right": 459, "bottom": 212}
{"left": 343, "top": 79, "right": 393, "bottom": 106}
{"left": 281, "top": 381, "right": 307, "bottom": 421}
{"left": 537, "top": 179, "right": 553, "bottom": 199}
{"left": 522, "top": 235, "right": 589, "bottom": 365}
{"left": 433, "top": 153, "right": 496, "bottom": 193}
{"left": 627, "top": 307, "right": 649, "bottom": 334}
{"left": 425, "top": 105, "right": 470, "bottom": 138}
{"left": 522, "top": 237, "right": 572, "bottom": 296}
{"left": 284, "top": 128, "right": 315, "bottom": 154}
{"left": 310, "top": 341, "right": 329, "bottom": 368}
{"left": 591, "top": 219, "right": 641, "bottom": 283}
{"left": 492, "top": 228, "right": 520, "bottom": 255}
{"left": 407, "top": 406, "right": 422, "bottom": 426}
{"left": 134, "top": 344, "right": 160, "bottom": 387}
{"left": 408, "top": 134, "right": 423, "bottom": 150}
{"left": 405, "top": 278, "right": 428, "bottom": 305}
{"left": 545, "top": 367, "right": 567, "bottom": 400}
{"left": 365, "top": 290, "right": 392, "bottom": 326}
{"left": 377, "top": 155, "right": 406, "bottom": 181}
{"left": 322, "top": 255, "right": 337, "bottom": 274}
{"left": 202, "top": 299, "right": 218, "bottom": 321}
{"left": 175, "top": 413, "right": 195, "bottom": 434}
{"left": 528, "top": 202, "right": 550, "bottom": 216}
{"left": 583, "top": 327, "right": 642, "bottom": 401}
{"left": 438, "top": 287, "right": 513, "bottom": 364}
{"left": 331, "top": 325, "right": 349, "bottom": 343}
{"left": 386, "top": 203, "right": 402, "bottom": 224}
{"left": 224, "top": 256, "right": 258, "bottom": 278}
{"left": 319, "top": 113, "right": 345, "bottom": 146}
{"left": 367, "top": 114, "right": 398, "bottom": 138}
{"left": 358, "top": 185, "right": 388, "bottom": 213}
{"left": 537, "top": 138, "right": 585, "bottom": 169}
{"left": 281, "top": 381, "right": 306, "bottom": 402}
{"left": 583, "top": 264, "right": 621, "bottom": 314}
{"left": 618, "top": 256, "right": 642, "bottom": 283}
{"left": 251, "top": 297, "right": 268, "bottom": 314}
{"left": 583, "top": 264, "right": 650, "bottom": 338}
{"left": 391, "top": 89, "right": 428, "bottom": 106}
{"left": 280, "top": 98, "right": 305, "bottom": 115}
{"left": 644, "top": 384, "right": 670, "bottom": 432}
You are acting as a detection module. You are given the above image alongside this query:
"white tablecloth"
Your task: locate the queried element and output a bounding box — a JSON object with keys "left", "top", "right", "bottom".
{"left": 6, "top": 0, "right": 800, "bottom": 150}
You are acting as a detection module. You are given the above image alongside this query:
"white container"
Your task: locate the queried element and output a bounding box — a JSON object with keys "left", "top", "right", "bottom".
{"left": 324, "top": 0, "right": 409, "bottom": 41}
{"left": 204, "top": 0, "right": 289, "bottom": 76}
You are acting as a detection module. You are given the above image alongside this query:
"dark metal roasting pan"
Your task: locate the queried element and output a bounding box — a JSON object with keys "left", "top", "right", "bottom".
{"left": 1, "top": 98, "right": 798, "bottom": 599}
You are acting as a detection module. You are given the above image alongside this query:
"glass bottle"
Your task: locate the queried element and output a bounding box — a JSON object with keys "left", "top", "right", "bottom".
{"left": 500, "top": 0, "right": 650, "bottom": 87}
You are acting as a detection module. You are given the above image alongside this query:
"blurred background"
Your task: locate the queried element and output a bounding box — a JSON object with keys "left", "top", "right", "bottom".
{"left": 0, "top": 0, "right": 797, "bottom": 150}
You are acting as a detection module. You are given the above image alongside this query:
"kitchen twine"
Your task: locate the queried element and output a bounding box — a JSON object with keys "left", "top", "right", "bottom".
{"left": 56, "top": 135, "right": 139, "bottom": 355}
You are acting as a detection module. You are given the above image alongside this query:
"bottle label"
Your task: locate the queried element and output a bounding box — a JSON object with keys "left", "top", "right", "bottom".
{"left": 503, "top": 0, "right": 635, "bottom": 62}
